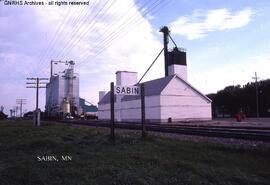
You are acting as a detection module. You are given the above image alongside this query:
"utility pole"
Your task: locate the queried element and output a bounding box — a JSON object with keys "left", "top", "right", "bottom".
{"left": 16, "top": 99, "right": 26, "bottom": 117}
{"left": 252, "top": 72, "right": 260, "bottom": 117}
{"left": 10, "top": 108, "right": 16, "bottom": 117}
{"left": 14, "top": 106, "right": 18, "bottom": 117}
{"left": 26, "top": 77, "right": 48, "bottom": 126}
{"left": 110, "top": 82, "right": 115, "bottom": 142}
{"left": 160, "top": 26, "right": 170, "bottom": 77}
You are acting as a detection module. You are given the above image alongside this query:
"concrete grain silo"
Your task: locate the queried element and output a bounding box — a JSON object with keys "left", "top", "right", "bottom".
{"left": 45, "top": 61, "right": 80, "bottom": 118}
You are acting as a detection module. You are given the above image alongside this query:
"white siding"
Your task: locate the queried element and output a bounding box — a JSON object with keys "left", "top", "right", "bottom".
{"left": 116, "top": 71, "right": 137, "bottom": 86}
{"left": 98, "top": 103, "right": 111, "bottom": 120}
{"left": 98, "top": 96, "right": 161, "bottom": 122}
{"left": 160, "top": 77, "right": 212, "bottom": 121}
{"left": 168, "top": 65, "right": 187, "bottom": 81}
{"left": 98, "top": 75, "right": 212, "bottom": 123}
{"left": 121, "top": 96, "right": 161, "bottom": 122}
{"left": 99, "top": 91, "right": 107, "bottom": 101}
{"left": 160, "top": 97, "right": 212, "bottom": 121}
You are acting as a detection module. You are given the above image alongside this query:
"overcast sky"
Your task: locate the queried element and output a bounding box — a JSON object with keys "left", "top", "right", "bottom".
{"left": 0, "top": 0, "right": 270, "bottom": 115}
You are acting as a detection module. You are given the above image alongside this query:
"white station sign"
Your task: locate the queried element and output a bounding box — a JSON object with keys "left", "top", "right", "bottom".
{"left": 114, "top": 85, "right": 140, "bottom": 95}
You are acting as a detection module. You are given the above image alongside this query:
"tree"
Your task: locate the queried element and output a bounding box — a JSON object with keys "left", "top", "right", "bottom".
{"left": 0, "top": 106, "right": 7, "bottom": 120}
{"left": 207, "top": 79, "right": 270, "bottom": 117}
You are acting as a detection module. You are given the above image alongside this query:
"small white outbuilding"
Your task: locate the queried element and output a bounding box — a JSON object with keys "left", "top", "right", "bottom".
{"left": 98, "top": 54, "right": 212, "bottom": 123}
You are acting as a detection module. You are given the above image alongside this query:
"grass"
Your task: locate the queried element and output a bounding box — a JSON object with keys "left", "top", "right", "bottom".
{"left": 0, "top": 120, "right": 269, "bottom": 185}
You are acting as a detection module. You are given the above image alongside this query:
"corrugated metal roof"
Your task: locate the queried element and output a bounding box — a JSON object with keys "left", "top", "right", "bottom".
{"left": 81, "top": 104, "right": 98, "bottom": 112}
{"left": 80, "top": 98, "right": 98, "bottom": 112}
{"left": 122, "top": 75, "right": 174, "bottom": 101}
{"left": 98, "top": 75, "right": 174, "bottom": 104}
{"left": 98, "top": 93, "right": 111, "bottom": 105}
{"left": 98, "top": 74, "right": 212, "bottom": 105}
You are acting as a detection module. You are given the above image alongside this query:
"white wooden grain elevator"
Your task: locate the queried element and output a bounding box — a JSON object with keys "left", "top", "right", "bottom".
{"left": 98, "top": 26, "right": 212, "bottom": 123}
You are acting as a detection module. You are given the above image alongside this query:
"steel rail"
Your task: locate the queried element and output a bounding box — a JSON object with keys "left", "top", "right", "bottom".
{"left": 57, "top": 120, "right": 270, "bottom": 142}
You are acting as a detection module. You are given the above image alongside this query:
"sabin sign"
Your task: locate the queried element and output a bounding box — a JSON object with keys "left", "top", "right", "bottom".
{"left": 114, "top": 85, "right": 140, "bottom": 95}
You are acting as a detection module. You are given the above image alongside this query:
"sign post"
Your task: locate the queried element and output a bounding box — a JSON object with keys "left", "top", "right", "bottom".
{"left": 140, "top": 83, "right": 147, "bottom": 138}
{"left": 110, "top": 82, "right": 115, "bottom": 141}
{"left": 113, "top": 84, "right": 146, "bottom": 138}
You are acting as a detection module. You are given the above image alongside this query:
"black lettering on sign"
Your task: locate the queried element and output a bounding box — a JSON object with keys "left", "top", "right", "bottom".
{"left": 115, "top": 86, "right": 140, "bottom": 95}
{"left": 134, "top": 87, "right": 139, "bottom": 94}
{"left": 121, "top": 87, "right": 126, "bottom": 94}
{"left": 116, "top": 86, "right": 121, "bottom": 94}
{"left": 127, "top": 87, "right": 131, "bottom": 94}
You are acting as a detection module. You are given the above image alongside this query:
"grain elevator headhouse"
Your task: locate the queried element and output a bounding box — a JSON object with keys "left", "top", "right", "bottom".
{"left": 160, "top": 26, "right": 187, "bottom": 81}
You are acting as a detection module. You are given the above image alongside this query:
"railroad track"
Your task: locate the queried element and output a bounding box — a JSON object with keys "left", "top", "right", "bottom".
{"left": 59, "top": 120, "right": 270, "bottom": 142}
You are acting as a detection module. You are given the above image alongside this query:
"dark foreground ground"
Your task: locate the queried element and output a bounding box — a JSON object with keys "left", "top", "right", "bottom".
{"left": 0, "top": 120, "right": 269, "bottom": 185}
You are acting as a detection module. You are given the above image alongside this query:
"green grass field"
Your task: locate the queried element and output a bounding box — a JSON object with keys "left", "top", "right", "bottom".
{"left": 0, "top": 120, "right": 269, "bottom": 185}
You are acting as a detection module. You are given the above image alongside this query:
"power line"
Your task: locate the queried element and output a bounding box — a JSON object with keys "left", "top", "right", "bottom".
{"left": 38, "top": 6, "right": 75, "bottom": 67}
{"left": 87, "top": 0, "right": 164, "bottom": 56}
{"left": 77, "top": 0, "right": 168, "bottom": 67}
{"left": 38, "top": 4, "right": 94, "bottom": 75}
{"left": 38, "top": 0, "right": 114, "bottom": 77}
{"left": 49, "top": 0, "right": 161, "bottom": 69}
{"left": 53, "top": 0, "right": 115, "bottom": 60}
{"left": 87, "top": 0, "right": 156, "bottom": 53}
{"left": 51, "top": 0, "right": 139, "bottom": 63}
{"left": 78, "top": 1, "right": 168, "bottom": 66}
{"left": 46, "top": 2, "right": 97, "bottom": 61}
{"left": 39, "top": 0, "right": 171, "bottom": 77}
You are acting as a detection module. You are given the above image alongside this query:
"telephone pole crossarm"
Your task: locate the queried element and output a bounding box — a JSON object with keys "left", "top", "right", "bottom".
{"left": 16, "top": 99, "right": 27, "bottom": 117}
{"left": 26, "top": 77, "right": 49, "bottom": 126}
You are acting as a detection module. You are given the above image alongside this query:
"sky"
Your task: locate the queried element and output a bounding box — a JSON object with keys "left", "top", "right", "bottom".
{"left": 0, "top": 0, "right": 270, "bottom": 116}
